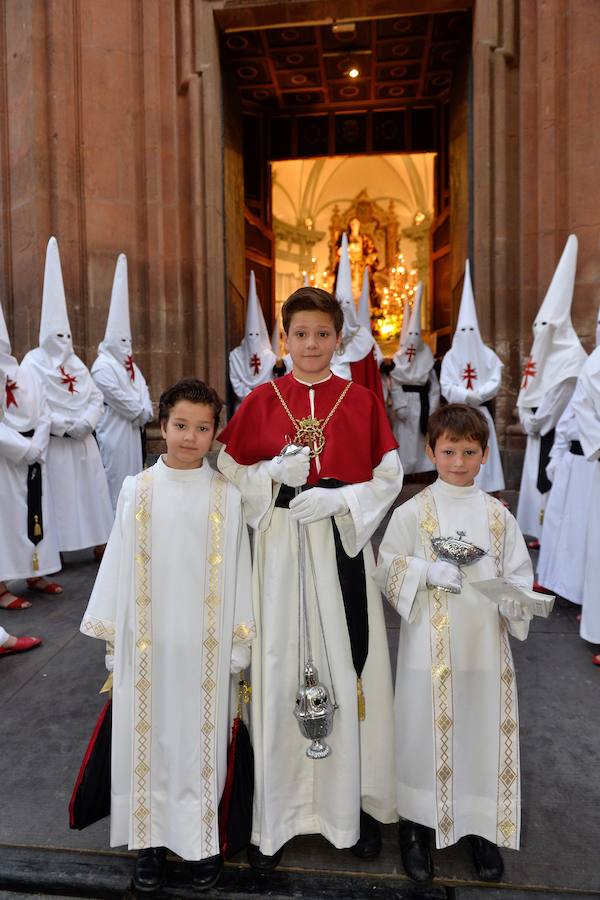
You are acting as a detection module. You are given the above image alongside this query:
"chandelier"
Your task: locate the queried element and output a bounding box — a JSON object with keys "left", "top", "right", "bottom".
{"left": 371, "top": 251, "right": 418, "bottom": 343}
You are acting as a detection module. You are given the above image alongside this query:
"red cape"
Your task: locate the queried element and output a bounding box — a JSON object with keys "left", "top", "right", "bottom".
{"left": 218, "top": 373, "right": 397, "bottom": 486}
{"left": 350, "top": 350, "right": 385, "bottom": 405}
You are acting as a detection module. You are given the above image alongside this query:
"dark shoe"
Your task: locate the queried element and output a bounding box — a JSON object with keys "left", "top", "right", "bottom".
{"left": 191, "top": 853, "right": 223, "bottom": 889}
{"left": 398, "top": 820, "right": 433, "bottom": 883}
{"left": 133, "top": 847, "right": 167, "bottom": 893}
{"left": 247, "top": 843, "right": 284, "bottom": 871}
{"left": 468, "top": 835, "right": 504, "bottom": 882}
{"left": 350, "top": 810, "right": 382, "bottom": 859}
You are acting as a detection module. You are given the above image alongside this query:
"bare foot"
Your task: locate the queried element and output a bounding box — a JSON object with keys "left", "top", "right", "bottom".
{"left": 1, "top": 634, "right": 17, "bottom": 649}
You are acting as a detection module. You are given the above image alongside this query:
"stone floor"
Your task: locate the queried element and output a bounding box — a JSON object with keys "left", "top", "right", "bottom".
{"left": 0, "top": 483, "right": 599, "bottom": 898}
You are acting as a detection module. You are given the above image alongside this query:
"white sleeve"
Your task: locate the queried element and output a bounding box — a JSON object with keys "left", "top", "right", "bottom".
{"left": 373, "top": 503, "right": 429, "bottom": 623}
{"left": 0, "top": 423, "right": 30, "bottom": 464}
{"left": 92, "top": 367, "right": 145, "bottom": 421}
{"left": 335, "top": 449, "right": 404, "bottom": 557}
{"left": 476, "top": 357, "right": 503, "bottom": 403}
{"left": 572, "top": 378, "right": 600, "bottom": 460}
{"left": 530, "top": 378, "right": 576, "bottom": 435}
{"left": 82, "top": 381, "right": 109, "bottom": 430}
{"left": 217, "top": 446, "right": 279, "bottom": 531}
{"left": 428, "top": 369, "right": 441, "bottom": 412}
{"left": 389, "top": 379, "right": 408, "bottom": 412}
{"left": 440, "top": 361, "right": 468, "bottom": 404}
{"left": 500, "top": 511, "right": 534, "bottom": 641}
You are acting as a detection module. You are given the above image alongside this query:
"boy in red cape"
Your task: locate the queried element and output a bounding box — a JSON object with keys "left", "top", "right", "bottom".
{"left": 218, "top": 287, "right": 403, "bottom": 870}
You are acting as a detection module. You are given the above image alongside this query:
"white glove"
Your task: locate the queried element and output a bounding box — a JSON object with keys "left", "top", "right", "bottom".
{"left": 426, "top": 560, "right": 463, "bottom": 592}
{"left": 230, "top": 643, "right": 251, "bottom": 674}
{"left": 545, "top": 457, "right": 559, "bottom": 484}
{"left": 498, "top": 596, "right": 533, "bottom": 624}
{"left": 394, "top": 405, "right": 409, "bottom": 423}
{"left": 265, "top": 447, "right": 310, "bottom": 487}
{"left": 67, "top": 418, "right": 93, "bottom": 441}
{"left": 288, "top": 487, "right": 349, "bottom": 525}
{"left": 465, "top": 390, "right": 482, "bottom": 407}
{"left": 105, "top": 652, "right": 115, "bottom": 672}
{"left": 24, "top": 443, "right": 42, "bottom": 465}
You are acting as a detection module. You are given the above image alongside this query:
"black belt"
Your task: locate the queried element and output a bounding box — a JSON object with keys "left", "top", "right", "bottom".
{"left": 19, "top": 430, "right": 43, "bottom": 547}
{"left": 275, "top": 479, "right": 369, "bottom": 683}
{"left": 569, "top": 440, "right": 584, "bottom": 456}
{"left": 20, "top": 429, "right": 35, "bottom": 438}
{"left": 530, "top": 407, "right": 555, "bottom": 494}
{"left": 399, "top": 383, "right": 429, "bottom": 436}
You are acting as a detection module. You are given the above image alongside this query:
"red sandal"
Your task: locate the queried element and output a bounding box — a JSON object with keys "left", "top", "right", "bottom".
{"left": 26, "top": 577, "right": 63, "bottom": 595}
{"left": 0, "top": 635, "right": 42, "bottom": 656}
{"left": 592, "top": 654, "right": 600, "bottom": 667}
{"left": 0, "top": 588, "right": 32, "bottom": 610}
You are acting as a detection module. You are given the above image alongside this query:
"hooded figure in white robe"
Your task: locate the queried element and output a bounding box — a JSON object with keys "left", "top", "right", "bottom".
{"left": 332, "top": 235, "right": 384, "bottom": 402}
{"left": 229, "top": 272, "right": 278, "bottom": 402}
{"left": 516, "top": 236, "right": 587, "bottom": 540}
{"left": 389, "top": 284, "right": 440, "bottom": 474}
{"left": 20, "top": 237, "right": 113, "bottom": 551}
{"left": 80, "top": 458, "right": 255, "bottom": 859}
{"left": 441, "top": 261, "right": 505, "bottom": 492}
{"left": 536, "top": 311, "right": 600, "bottom": 600}
{"left": 0, "top": 301, "right": 61, "bottom": 581}
{"left": 571, "top": 345, "right": 600, "bottom": 646}
{"left": 357, "top": 267, "right": 383, "bottom": 365}
{"left": 91, "top": 255, "right": 153, "bottom": 511}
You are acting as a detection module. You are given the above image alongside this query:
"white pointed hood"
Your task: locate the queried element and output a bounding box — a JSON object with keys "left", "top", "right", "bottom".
{"left": 20, "top": 236, "right": 99, "bottom": 417}
{"left": 398, "top": 296, "right": 411, "bottom": 353}
{"left": 334, "top": 233, "right": 374, "bottom": 364}
{"left": 518, "top": 235, "right": 587, "bottom": 409}
{"left": 390, "top": 283, "right": 434, "bottom": 384}
{"left": 229, "top": 271, "right": 277, "bottom": 398}
{"left": 0, "top": 298, "right": 16, "bottom": 378}
{"left": 442, "top": 260, "right": 502, "bottom": 395}
{"left": 92, "top": 253, "right": 149, "bottom": 402}
{"left": 357, "top": 267, "right": 371, "bottom": 330}
{"left": 39, "top": 237, "right": 73, "bottom": 366}
{"left": 100, "top": 253, "right": 132, "bottom": 364}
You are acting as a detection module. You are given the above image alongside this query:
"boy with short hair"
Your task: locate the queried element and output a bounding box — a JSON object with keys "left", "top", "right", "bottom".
{"left": 218, "top": 287, "right": 403, "bottom": 869}
{"left": 374, "top": 404, "right": 533, "bottom": 884}
{"left": 80, "top": 378, "right": 254, "bottom": 893}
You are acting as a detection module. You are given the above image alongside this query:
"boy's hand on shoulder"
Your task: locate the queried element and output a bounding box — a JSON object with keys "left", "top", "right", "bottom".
{"left": 289, "top": 487, "right": 349, "bottom": 525}
{"left": 426, "top": 560, "right": 463, "bottom": 592}
{"left": 266, "top": 446, "right": 310, "bottom": 487}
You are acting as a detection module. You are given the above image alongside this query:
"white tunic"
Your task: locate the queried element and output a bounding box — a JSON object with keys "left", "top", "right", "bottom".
{"left": 218, "top": 447, "right": 401, "bottom": 855}
{"left": 390, "top": 372, "right": 440, "bottom": 475}
{"left": 516, "top": 379, "right": 576, "bottom": 540}
{"left": 536, "top": 390, "right": 595, "bottom": 603}
{"left": 374, "top": 479, "right": 533, "bottom": 849}
{"left": 91, "top": 356, "right": 153, "bottom": 511}
{"left": 80, "top": 457, "right": 254, "bottom": 859}
{"left": 0, "top": 367, "right": 61, "bottom": 580}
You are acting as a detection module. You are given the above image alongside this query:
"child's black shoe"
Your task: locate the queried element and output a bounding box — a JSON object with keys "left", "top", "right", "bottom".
{"left": 398, "top": 819, "right": 433, "bottom": 882}
{"left": 191, "top": 853, "right": 223, "bottom": 889}
{"left": 468, "top": 835, "right": 504, "bottom": 881}
{"left": 133, "top": 847, "right": 167, "bottom": 893}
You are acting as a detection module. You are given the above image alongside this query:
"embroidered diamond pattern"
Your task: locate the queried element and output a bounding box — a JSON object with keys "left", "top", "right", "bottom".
{"left": 431, "top": 611, "right": 449, "bottom": 631}
{"left": 501, "top": 765, "right": 517, "bottom": 788}
{"left": 436, "top": 712, "right": 453, "bottom": 733}
{"left": 501, "top": 717, "right": 516, "bottom": 738}
{"left": 203, "top": 635, "right": 218, "bottom": 652}
{"left": 499, "top": 818, "right": 516, "bottom": 840}
{"left": 437, "top": 763, "right": 452, "bottom": 783}
{"left": 439, "top": 814, "right": 454, "bottom": 836}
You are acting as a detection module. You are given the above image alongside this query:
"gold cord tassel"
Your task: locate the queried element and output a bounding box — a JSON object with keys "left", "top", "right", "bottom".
{"left": 539, "top": 508, "right": 545, "bottom": 525}
{"left": 357, "top": 677, "right": 366, "bottom": 721}
{"left": 32, "top": 550, "right": 39, "bottom": 572}
{"left": 33, "top": 514, "right": 42, "bottom": 537}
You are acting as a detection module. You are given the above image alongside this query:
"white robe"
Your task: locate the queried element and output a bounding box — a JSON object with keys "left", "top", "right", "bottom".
{"left": 516, "top": 379, "right": 576, "bottom": 540}
{"left": 536, "top": 390, "right": 595, "bottom": 603}
{"left": 571, "top": 366, "right": 600, "bottom": 643}
{"left": 218, "top": 447, "right": 401, "bottom": 855}
{"left": 390, "top": 371, "right": 440, "bottom": 475}
{"left": 91, "top": 357, "right": 153, "bottom": 511}
{"left": 440, "top": 360, "right": 505, "bottom": 492}
{"left": 0, "top": 367, "right": 61, "bottom": 580}
{"left": 80, "top": 457, "right": 254, "bottom": 859}
{"left": 374, "top": 479, "right": 533, "bottom": 850}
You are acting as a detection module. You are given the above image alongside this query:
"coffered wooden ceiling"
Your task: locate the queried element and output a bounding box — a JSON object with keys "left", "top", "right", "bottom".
{"left": 221, "top": 11, "right": 471, "bottom": 112}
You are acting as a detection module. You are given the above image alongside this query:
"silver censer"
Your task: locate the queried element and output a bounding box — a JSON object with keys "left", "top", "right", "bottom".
{"left": 294, "top": 662, "right": 335, "bottom": 759}
{"left": 277, "top": 441, "right": 337, "bottom": 760}
{"left": 430, "top": 530, "right": 487, "bottom": 593}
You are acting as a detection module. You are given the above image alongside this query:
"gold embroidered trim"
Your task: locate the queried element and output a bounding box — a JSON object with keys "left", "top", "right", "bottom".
{"left": 81, "top": 615, "right": 115, "bottom": 640}
{"left": 385, "top": 555, "right": 408, "bottom": 610}
{"left": 415, "top": 488, "right": 455, "bottom": 847}
{"left": 200, "top": 472, "right": 227, "bottom": 854}
{"left": 485, "top": 497, "right": 519, "bottom": 849}
{"left": 133, "top": 469, "right": 153, "bottom": 846}
{"left": 233, "top": 621, "right": 256, "bottom": 642}
{"left": 270, "top": 379, "right": 352, "bottom": 458}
